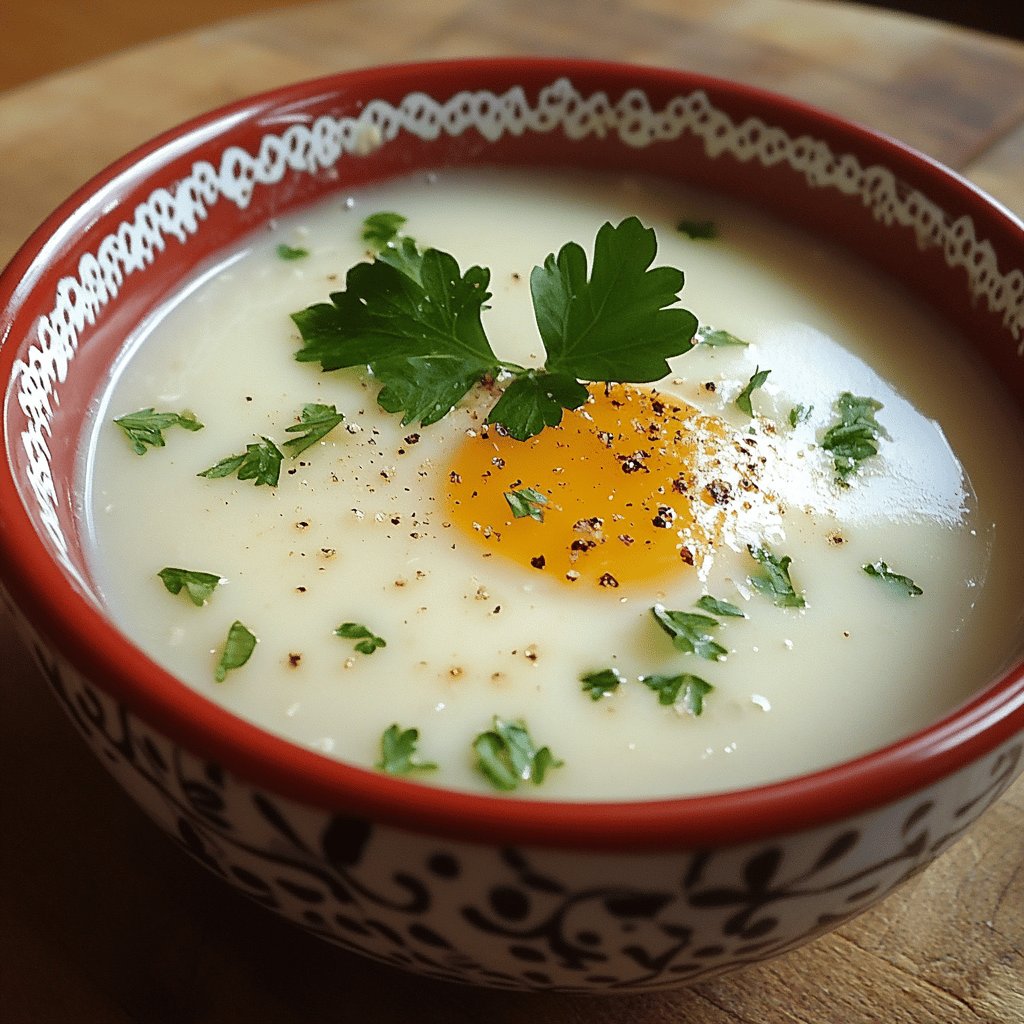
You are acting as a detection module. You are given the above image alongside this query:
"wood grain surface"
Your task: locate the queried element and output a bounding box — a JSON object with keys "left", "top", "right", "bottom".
{"left": 1, "top": 2, "right": 1022, "bottom": 1021}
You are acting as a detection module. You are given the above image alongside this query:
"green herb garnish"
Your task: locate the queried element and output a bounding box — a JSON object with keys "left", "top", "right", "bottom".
{"left": 376, "top": 724, "right": 437, "bottom": 775}
{"left": 789, "top": 403, "right": 813, "bottom": 427}
{"left": 748, "top": 545, "right": 806, "bottom": 608}
{"left": 677, "top": 219, "right": 717, "bottom": 240}
{"left": 821, "top": 392, "right": 889, "bottom": 484}
{"left": 157, "top": 567, "right": 221, "bottom": 606}
{"left": 580, "top": 667, "right": 624, "bottom": 701}
{"left": 276, "top": 243, "right": 309, "bottom": 261}
{"left": 198, "top": 437, "right": 284, "bottom": 487}
{"left": 362, "top": 211, "right": 408, "bottom": 249}
{"left": 696, "top": 325, "right": 747, "bottom": 347}
{"left": 504, "top": 486, "right": 549, "bottom": 522}
{"left": 113, "top": 408, "right": 203, "bottom": 455}
{"left": 292, "top": 216, "right": 697, "bottom": 441}
{"left": 651, "top": 604, "right": 727, "bottom": 661}
{"left": 335, "top": 621, "right": 387, "bottom": 655}
{"left": 282, "top": 402, "right": 345, "bottom": 457}
{"left": 736, "top": 367, "right": 770, "bottom": 417}
{"left": 472, "top": 717, "right": 562, "bottom": 791}
{"left": 863, "top": 560, "right": 923, "bottom": 597}
{"left": 640, "top": 673, "right": 714, "bottom": 715}
{"left": 695, "top": 594, "right": 746, "bottom": 618}
{"left": 215, "top": 621, "right": 256, "bottom": 682}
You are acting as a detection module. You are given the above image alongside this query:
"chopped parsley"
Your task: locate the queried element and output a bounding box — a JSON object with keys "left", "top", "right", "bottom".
{"left": 651, "top": 604, "right": 727, "bottom": 661}
{"left": 198, "top": 437, "right": 284, "bottom": 487}
{"left": 362, "top": 211, "right": 407, "bottom": 249}
{"left": 335, "top": 622, "right": 387, "bottom": 655}
{"left": 863, "top": 560, "right": 923, "bottom": 597}
{"left": 292, "top": 216, "right": 697, "bottom": 440}
{"left": 696, "top": 325, "right": 747, "bottom": 347}
{"left": 695, "top": 594, "right": 746, "bottom": 618}
{"left": 157, "top": 567, "right": 221, "bottom": 606}
{"left": 113, "top": 408, "right": 203, "bottom": 455}
{"left": 736, "top": 367, "right": 770, "bottom": 417}
{"left": 640, "top": 673, "right": 714, "bottom": 715}
{"left": 504, "top": 486, "right": 549, "bottom": 522}
{"left": 677, "top": 218, "right": 717, "bottom": 240}
{"left": 821, "top": 392, "right": 889, "bottom": 484}
{"left": 789, "top": 403, "right": 813, "bottom": 427}
{"left": 580, "top": 667, "right": 624, "bottom": 701}
{"left": 282, "top": 402, "right": 345, "bottom": 457}
{"left": 472, "top": 717, "right": 562, "bottom": 791}
{"left": 376, "top": 724, "right": 437, "bottom": 775}
{"left": 748, "top": 545, "right": 806, "bottom": 608}
{"left": 276, "top": 243, "right": 309, "bottom": 261}
{"left": 215, "top": 621, "right": 256, "bottom": 682}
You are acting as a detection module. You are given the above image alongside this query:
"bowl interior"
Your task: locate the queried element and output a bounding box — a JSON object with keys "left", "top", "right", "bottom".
{"left": 2, "top": 59, "right": 1023, "bottom": 846}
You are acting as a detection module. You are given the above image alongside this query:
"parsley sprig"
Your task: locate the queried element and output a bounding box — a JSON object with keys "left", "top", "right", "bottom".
{"left": 651, "top": 604, "right": 727, "bottom": 661}
{"left": 376, "top": 724, "right": 437, "bottom": 775}
{"left": 282, "top": 402, "right": 345, "bottom": 457}
{"left": 504, "top": 486, "right": 548, "bottom": 522}
{"left": 198, "top": 437, "right": 284, "bottom": 487}
{"left": 215, "top": 621, "right": 256, "bottom": 682}
{"left": 640, "top": 673, "right": 714, "bottom": 715}
{"left": 114, "top": 408, "right": 203, "bottom": 454}
{"left": 580, "top": 667, "right": 624, "bottom": 701}
{"left": 157, "top": 567, "right": 221, "bottom": 606}
{"left": 863, "top": 560, "right": 923, "bottom": 597}
{"left": 473, "top": 717, "right": 562, "bottom": 791}
{"left": 292, "top": 216, "right": 698, "bottom": 441}
{"left": 748, "top": 545, "right": 806, "bottom": 608}
{"left": 821, "top": 392, "right": 889, "bottom": 484}
{"left": 335, "top": 621, "right": 387, "bottom": 655}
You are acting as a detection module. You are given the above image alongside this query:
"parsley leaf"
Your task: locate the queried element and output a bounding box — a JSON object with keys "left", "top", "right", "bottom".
{"left": 580, "top": 667, "right": 624, "bottom": 701}
{"left": 748, "top": 545, "right": 806, "bottom": 608}
{"left": 282, "top": 402, "right": 345, "bottom": 457}
{"left": 486, "top": 370, "right": 590, "bottom": 440}
{"left": 276, "top": 243, "right": 309, "bottom": 261}
{"left": 651, "top": 604, "right": 727, "bottom": 660}
{"left": 376, "top": 724, "right": 437, "bottom": 775}
{"left": 821, "top": 392, "right": 889, "bottom": 484}
{"left": 640, "top": 673, "right": 714, "bottom": 715}
{"left": 696, "top": 325, "right": 747, "bottom": 347}
{"left": 335, "top": 621, "right": 387, "bottom": 655}
{"left": 113, "top": 407, "right": 203, "bottom": 455}
{"left": 532, "top": 217, "right": 698, "bottom": 384}
{"left": 677, "top": 219, "right": 717, "bottom": 240}
{"left": 198, "top": 437, "right": 283, "bottom": 487}
{"left": 362, "top": 211, "right": 407, "bottom": 250}
{"left": 789, "top": 403, "right": 813, "bottom": 427}
{"left": 157, "top": 567, "right": 221, "bottom": 606}
{"left": 863, "top": 560, "right": 923, "bottom": 597}
{"left": 472, "top": 717, "right": 562, "bottom": 791}
{"left": 293, "top": 247, "right": 500, "bottom": 426}
{"left": 695, "top": 594, "right": 745, "bottom": 618}
{"left": 736, "top": 367, "right": 770, "bottom": 416}
{"left": 215, "top": 621, "right": 256, "bottom": 682}
{"left": 504, "top": 486, "right": 549, "bottom": 522}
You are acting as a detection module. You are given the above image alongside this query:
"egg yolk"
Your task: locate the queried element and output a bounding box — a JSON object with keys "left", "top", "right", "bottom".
{"left": 446, "top": 383, "right": 730, "bottom": 588}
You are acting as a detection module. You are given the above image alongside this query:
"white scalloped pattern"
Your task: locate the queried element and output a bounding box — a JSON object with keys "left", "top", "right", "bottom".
{"left": 12, "top": 76, "right": 1024, "bottom": 565}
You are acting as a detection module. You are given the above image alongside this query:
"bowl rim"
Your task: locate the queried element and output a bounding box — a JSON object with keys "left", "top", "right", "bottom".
{"left": 2, "top": 56, "right": 1023, "bottom": 851}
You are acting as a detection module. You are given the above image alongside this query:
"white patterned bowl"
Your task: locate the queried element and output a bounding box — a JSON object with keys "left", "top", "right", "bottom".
{"left": 1, "top": 60, "right": 1022, "bottom": 992}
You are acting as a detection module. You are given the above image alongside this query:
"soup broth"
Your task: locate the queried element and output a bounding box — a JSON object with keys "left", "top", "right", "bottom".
{"left": 81, "top": 169, "right": 1024, "bottom": 799}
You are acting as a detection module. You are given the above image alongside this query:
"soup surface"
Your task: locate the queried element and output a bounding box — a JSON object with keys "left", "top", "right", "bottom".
{"left": 82, "top": 169, "right": 1024, "bottom": 799}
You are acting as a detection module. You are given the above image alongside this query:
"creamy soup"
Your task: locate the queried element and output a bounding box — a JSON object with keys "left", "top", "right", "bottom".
{"left": 81, "top": 169, "right": 1024, "bottom": 799}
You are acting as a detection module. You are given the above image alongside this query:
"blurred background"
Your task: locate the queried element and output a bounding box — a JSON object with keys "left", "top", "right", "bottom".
{"left": 2, "top": 0, "right": 1021, "bottom": 93}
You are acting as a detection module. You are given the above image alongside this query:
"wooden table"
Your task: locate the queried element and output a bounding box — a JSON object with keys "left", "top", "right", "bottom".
{"left": 1, "top": 2, "right": 1022, "bottom": 1021}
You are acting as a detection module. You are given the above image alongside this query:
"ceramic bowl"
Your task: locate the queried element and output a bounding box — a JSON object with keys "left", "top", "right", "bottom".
{"left": 1, "top": 59, "right": 1022, "bottom": 993}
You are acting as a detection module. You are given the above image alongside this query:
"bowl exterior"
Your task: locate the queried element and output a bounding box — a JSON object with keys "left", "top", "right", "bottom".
{"left": 9, "top": 598, "right": 1019, "bottom": 990}
{"left": 2, "top": 60, "right": 1023, "bottom": 991}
